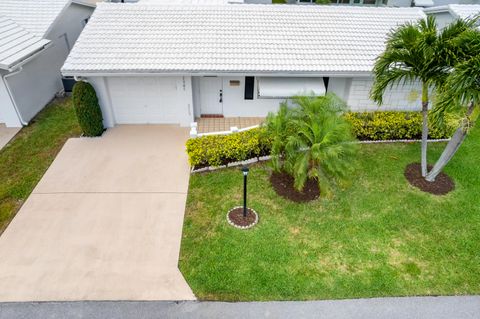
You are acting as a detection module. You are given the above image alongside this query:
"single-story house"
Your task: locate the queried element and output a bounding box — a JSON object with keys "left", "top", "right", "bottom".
{"left": 0, "top": 0, "right": 97, "bottom": 128}
{"left": 62, "top": 4, "right": 426, "bottom": 128}
{"left": 424, "top": 4, "right": 480, "bottom": 28}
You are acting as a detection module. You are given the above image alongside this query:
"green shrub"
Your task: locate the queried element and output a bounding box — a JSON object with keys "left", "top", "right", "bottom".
{"left": 187, "top": 111, "right": 460, "bottom": 168}
{"left": 186, "top": 128, "right": 270, "bottom": 167}
{"left": 344, "top": 111, "right": 458, "bottom": 141}
{"left": 72, "top": 81, "right": 104, "bottom": 137}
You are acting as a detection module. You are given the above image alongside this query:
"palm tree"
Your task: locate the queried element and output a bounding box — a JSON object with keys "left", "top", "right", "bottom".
{"left": 371, "top": 17, "right": 474, "bottom": 178}
{"left": 265, "top": 102, "right": 291, "bottom": 172}
{"left": 426, "top": 28, "right": 480, "bottom": 181}
{"left": 274, "top": 94, "right": 357, "bottom": 194}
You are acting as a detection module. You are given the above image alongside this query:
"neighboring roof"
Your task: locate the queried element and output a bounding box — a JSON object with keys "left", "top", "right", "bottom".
{"left": 62, "top": 4, "right": 425, "bottom": 76}
{"left": 413, "top": 0, "right": 434, "bottom": 8}
{"left": 0, "top": 0, "right": 78, "bottom": 37}
{"left": 73, "top": 0, "right": 105, "bottom": 7}
{"left": 139, "top": 0, "right": 243, "bottom": 3}
{"left": 424, "top": 4, "right": 480, "bottom": 20}
{"left": 0, "top": 15, "right": 51, "bottom": 70}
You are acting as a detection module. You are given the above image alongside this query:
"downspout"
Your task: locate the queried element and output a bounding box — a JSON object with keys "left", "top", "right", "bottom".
{"left": 2, "top": 67, "right": 27, "bottom": 126}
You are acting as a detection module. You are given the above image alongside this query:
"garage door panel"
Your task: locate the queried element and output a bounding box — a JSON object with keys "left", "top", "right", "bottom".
{"left": 107, "top": 77, "right": 186, "bottom": 124}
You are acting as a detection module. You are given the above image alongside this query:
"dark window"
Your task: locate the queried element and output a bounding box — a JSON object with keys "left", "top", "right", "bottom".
{"left": 363, "top": 0, "right": 376, "bottom": 4}
{"left": 62, "top": 77, "right": 76, "bottom": 93}
{"left": 245, "top": 77, "right": 255, "bottom": 100}
{"left": 323, "top": 77, "right": 329, "bottom": 91}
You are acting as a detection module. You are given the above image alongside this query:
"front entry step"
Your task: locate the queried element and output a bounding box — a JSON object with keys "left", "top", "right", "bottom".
{"left": 200, "top": 114, "right": 224, "bottom": 118}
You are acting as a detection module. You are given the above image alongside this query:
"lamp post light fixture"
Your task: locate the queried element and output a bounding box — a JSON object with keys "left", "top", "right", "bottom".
{"left": 226, "top": 165, "right": 258, "bottom": 229}
{"left": 242, "top": 166, "right": 249, "bottom": 218}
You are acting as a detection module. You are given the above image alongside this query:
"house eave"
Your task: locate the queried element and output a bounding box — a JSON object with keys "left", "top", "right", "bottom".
{"left": 61, "top": 70, "right": 373, "bottom": 78}
{"left": 0, "top": 42, "right": 52, "bottom": 72}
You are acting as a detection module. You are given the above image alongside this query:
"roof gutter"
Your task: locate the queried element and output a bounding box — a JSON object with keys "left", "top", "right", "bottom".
{"left": 61, "top": 70, "right": 373, "bottom": 78}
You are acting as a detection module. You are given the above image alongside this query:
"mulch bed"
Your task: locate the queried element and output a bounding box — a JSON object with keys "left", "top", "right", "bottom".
{"left": 404, "top": 163, "right": 455, "bottom": 195}
{"left": 227, "top": 207, "right": 257, "bottom": 228}
{"left": 270, "top": 171, "right": 320, "bottom": 202}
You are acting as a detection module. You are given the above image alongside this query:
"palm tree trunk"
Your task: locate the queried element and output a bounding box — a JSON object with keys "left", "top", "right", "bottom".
{"left": 421, "top": 83, "right": 429, "bottom": 177}
{"left": 425, "top": 103, "right": 475, "bottom": 182}
{"left": 425, "top": 127, "right": 466, "bottom": 182}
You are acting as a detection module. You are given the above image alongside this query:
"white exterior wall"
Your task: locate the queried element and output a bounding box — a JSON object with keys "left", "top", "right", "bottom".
{"left": 4, "top": 4, "right": 94, "bottom": 126}
{"left": 427, "top": 11, "right": 456, "bottom": 29}
{"left": 0, "top": 76, "right": 21, "bottom": 127}
{"left": 89, "top": 76, "right": 194, "bottom": 127}
{"left": 347, "top": 77, "right": 422, "bottom": 111}
{"left": 386, "top": 0, "right": 412, "bottom": 7}
{"left": 222, "top": 77, "right": 284, "bottom": 117}
{"left": 326, "top": 77, "right": 351, "bottom": 102}
{"left": 87, "top": 74, "right": 425, "bottom": 128}
{"left": 5, "top": 46, "right": 65, "bottom": 124}
{"left": 46, "top": 3, "right": 94, "bottom": 50}
{"left": 193, "top": 76, "right": 285, "bottom": 118}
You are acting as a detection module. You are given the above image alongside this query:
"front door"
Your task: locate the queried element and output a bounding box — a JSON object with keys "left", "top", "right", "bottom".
{"left": 199, "top": 77, "right": 223, "bottom": 116}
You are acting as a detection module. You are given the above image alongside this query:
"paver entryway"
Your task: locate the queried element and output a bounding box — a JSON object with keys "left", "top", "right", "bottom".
{"left": 0, "top": 125, "right": 195, "bottom": 302}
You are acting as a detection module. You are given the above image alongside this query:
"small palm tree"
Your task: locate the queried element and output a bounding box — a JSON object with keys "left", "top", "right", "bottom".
{"left": 371, "top": 16, "right": 474, "bottom": 178}
{"left": 266, "top": 94, "right": 357, "bottom": 195}
{"left": 265, "top": 102, "right": 291, "bottom": 172}
{"left": 427, "top": 28, "right": 480, "bottom": 181}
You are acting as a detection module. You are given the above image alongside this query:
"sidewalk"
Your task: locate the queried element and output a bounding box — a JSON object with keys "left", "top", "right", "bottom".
{"left": 1, "top": 296, "right": 479, "bottom": 319}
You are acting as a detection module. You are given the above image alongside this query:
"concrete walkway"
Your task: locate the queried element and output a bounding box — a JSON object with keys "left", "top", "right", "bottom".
{"left": 1, "top": 296, "right": 479, "bottom": 319}
{"left": 0, "top": 124, "right": 20, "bottom": 150}
{"left": 0, "top": 125, "right": 195, "bottom": 302}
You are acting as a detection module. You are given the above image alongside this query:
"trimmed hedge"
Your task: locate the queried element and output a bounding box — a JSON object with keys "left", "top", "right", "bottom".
{"left": 344, "top": 111, "right": 458, "bottom": 141}
{"left": 186, "top": 128, "right": 270, "bottom": 167}
{"left": 72, "top": 81, "right": 104, "bottom": 137}
{"left": 187, "top": 111, "right": 459, "bottom": 168}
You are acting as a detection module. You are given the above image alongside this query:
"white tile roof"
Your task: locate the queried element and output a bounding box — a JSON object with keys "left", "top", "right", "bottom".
{"left": 448, "top": 4, "right": 480, "bottom": 20}
{"left": 62, "top": 4, "right": 425, "bottom": 75}
{"left": 0, "top": 0, "right": 71, "bottom": 37}
{"left": 425, "top": 5, "right": 480, "bottom": 20}
{"left": 0, "top": 15, "right": 51, "bottom": 70}
{"left": 140, "top": 0, "right": 238, "bottom": 4}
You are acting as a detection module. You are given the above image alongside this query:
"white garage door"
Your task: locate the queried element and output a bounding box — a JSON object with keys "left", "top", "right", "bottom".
{"left": 107, "top": 77, "right": 190, "bottom": 124}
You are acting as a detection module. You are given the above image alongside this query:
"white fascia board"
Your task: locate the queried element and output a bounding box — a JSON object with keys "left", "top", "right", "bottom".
{"left": 423, "top": 5, "right": 450, "bottom": 14}
{"left": 61, "top": 70, "right": 373, "bottom": 78}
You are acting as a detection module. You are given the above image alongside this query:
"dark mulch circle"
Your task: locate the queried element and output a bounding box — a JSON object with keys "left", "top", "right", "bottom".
{"left": 270, "top": 171, "right": 320, "bottom": 203}
{"left": 404, "top": 163, "right": 455, "bottom": 195}
{"left": 227, "top": 207, "right": 257, "bottom": 228}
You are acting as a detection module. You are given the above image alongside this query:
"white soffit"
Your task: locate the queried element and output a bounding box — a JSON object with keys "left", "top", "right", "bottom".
{"left": 257, "top": 77, "right": 326, "bottom": 99}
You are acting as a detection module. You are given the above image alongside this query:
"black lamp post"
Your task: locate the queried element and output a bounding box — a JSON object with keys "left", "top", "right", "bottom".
{"left": 242, "top": 166, "right": 249, "bottom": 218}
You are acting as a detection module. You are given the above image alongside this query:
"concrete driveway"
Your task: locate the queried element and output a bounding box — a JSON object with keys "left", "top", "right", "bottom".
{"left": 0, "top": 124, "right": 20, "bottom": 150}
{"left": 0, "top": 125, "right": 195, "bottom": 302}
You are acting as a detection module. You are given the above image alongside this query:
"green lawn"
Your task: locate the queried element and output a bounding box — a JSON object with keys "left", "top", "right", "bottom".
{"left": 180, "top": 126, "right": 480, "bottom": 301}
{"left": 0, "top": 98, "right": 80, "bottom": 234}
